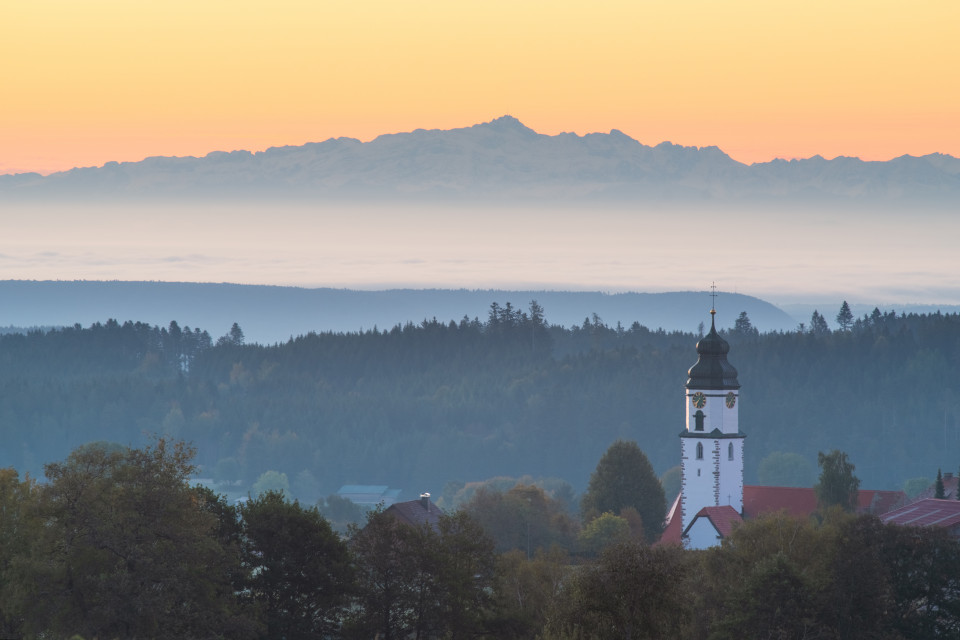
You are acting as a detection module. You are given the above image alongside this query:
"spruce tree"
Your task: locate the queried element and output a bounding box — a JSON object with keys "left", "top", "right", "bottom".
{"left": 836, "top": 301, "right": 854, "bottom": 332}
{"left": 810, "top": 310, "right": 830, "bottom": 335}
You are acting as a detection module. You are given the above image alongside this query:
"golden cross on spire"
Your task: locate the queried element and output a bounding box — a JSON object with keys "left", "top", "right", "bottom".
{"left": 710, "top": 282, "right": 718, "bottom": 315}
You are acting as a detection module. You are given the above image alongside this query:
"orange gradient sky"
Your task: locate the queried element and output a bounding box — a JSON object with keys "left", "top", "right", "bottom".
{"left": 1, "top": 0, "right": 958, "bottom": 175}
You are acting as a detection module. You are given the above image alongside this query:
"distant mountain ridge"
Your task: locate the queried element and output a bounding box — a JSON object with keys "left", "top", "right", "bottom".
{"left": 0, "top": 281, "right": 796, "bottom": 345}
{"left": 2, "top": 116, "right": 958, "bottom": 203}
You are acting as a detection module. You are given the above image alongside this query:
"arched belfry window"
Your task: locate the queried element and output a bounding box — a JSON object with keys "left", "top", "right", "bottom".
{"left": 728, "top": 442, "right": 734, "bottom": 461}
{"left": 696, "top": 442, "right": 704, "bottom": 460}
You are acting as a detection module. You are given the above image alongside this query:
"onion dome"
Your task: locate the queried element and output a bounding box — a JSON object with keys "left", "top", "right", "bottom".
{"left": 686, "top": 311, "right": 740, "bottom": 389}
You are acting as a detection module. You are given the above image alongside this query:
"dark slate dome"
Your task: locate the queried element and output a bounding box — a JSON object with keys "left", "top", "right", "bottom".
{"left": 686, "top": 312, "right": 740, "bottom": 389}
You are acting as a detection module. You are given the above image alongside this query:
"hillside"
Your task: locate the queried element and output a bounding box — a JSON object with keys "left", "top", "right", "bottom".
{"left": 0, "top": 281, "right": 797, "bottom": 343}
{"left": 0, "top": 306, "right": 957, "bottom": 502}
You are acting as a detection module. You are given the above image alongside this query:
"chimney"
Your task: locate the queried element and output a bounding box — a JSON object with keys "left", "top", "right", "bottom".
{"left": 420, "top": 492, "right": 430, "bottom": 509}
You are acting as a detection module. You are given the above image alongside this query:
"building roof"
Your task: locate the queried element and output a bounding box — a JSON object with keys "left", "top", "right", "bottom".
{"left": 742, "top": 486, "right": 818, "bottom": 519}
{"left": 656, "top": 493, "right": 684, "bottom": 546}
{"left": 384, "top": 495, "right": 444, "bottom": 528}
{"left": 914, "top": 473, "right": 959, "bottom": 501}
{"left": 686, "top": 312, "right": 739, "bottom": 390}
{"left": 657, "top": 482, "right": 906, "bottom": 547}
{"left": 881, "top": 498, "right": 960, "bottom": 529}
{"left": 742, "top": 485, "right": 906, "bottom": 520}
{"left": 337, "top": 485, "right": 402, "bottom": 507}
{"left": 859, "top": 489, "right": 908, "bottom": 514}
{"left": 686, "top": 505, "right": 743, "bottom": 539}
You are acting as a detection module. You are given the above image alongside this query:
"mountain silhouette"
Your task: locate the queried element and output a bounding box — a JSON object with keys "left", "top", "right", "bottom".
{"left": 2, "top": 116, "right": 957, "bottom": 203}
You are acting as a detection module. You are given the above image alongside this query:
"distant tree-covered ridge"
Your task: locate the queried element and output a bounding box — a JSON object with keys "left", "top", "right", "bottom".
{"left": 0, "top": 304, "right": 958, "bottom": 498}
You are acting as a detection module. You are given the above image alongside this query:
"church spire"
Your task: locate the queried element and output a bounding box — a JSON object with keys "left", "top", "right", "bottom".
{"left": 686, "top": 310, "right": 740, "bottom": 390}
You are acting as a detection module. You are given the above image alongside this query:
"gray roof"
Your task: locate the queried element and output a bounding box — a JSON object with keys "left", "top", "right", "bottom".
{"left": 385, "top": 497, "right": 444, "bottom": 528}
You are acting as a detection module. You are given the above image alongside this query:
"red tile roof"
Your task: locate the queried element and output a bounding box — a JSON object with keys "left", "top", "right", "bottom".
{"left": 859, "top": 489, "right": 908, "bottom": 514}
{"left": 655, "top": 486, "right": 906, "bottom": 546}
{"left": 743, "top": 486, "right": 906, "bottom": 520}
{"left": 880, "top": 498, "right": 960, "bottom": 529}
{"left": 687, "top": 506, "right": 743, "bottom": 538}
{"left": 656, "top": 493, "right": 683, "bottom": 546}
{"left": 742, "top": 486, "right": 818, "bottom": 519}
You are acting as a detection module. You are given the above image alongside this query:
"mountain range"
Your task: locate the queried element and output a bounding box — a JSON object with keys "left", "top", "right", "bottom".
{"left": 2, "top": 116, "right": 958, "bottom": 203}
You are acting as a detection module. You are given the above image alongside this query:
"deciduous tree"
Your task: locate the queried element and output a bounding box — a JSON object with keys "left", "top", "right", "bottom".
{"left": 543, "top": 541, "right": 689, "bottom": 640}
{"left": 13, "top": 439, "right": 252, "bottom": 639}
{"left": 0, "top": 469, "right": 38, "bottom": 638}
{"left": 346, "top": 508, "right": 496, "bottom": 640}
{"left": 239, "top": 490, "right": 353, "bottom": 640}
{"left": 580, "top": 440, "right": 665, "bottom": 543}
{"left": 578, "top": 512, "right": 632, "bottom": 555}
{"left": 815, "top": 449, "right": 860, "bottom": 512}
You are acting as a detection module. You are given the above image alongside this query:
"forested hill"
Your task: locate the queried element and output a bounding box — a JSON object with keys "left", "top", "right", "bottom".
{"left": 0, "top": 280, "right": 796, "bottom": 343}
{"left": 1, "top": 305, "right": 957, "bottom": 500}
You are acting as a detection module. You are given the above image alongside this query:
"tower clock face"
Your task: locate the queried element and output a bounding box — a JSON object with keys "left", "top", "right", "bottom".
{"left": 725, "top": 392, "right": 737, "bottom": 408}
{"left": 691, "top": 392, "right": 706, "bottom": 409}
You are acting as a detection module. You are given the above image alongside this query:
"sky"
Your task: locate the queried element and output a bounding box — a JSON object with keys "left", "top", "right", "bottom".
{"left": 1, "top": 1, "right": 958, "bottom": 307}
{"left": 2, "top": 0, "right": 958, "bottom": 175}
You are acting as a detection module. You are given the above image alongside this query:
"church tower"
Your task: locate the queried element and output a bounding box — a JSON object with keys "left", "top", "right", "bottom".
{"left": 679, "top": 309, "right": 745, "bottom": 533}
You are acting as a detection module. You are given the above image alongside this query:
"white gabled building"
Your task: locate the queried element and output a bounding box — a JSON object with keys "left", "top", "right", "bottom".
{"left": 659, "top": 310, "right": 906, "bottom": 548}
{"left": 679, "top": 309, "right": 745, "bottom": 534}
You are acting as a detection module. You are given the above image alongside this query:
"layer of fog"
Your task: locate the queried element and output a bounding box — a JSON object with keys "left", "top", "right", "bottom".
{"left": 3, "top": 201, "right": 957, "bottom": 307}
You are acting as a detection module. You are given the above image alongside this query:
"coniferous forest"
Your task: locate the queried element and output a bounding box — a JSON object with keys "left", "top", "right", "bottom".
{"left": 1, "top": 302, "right": 959, "bottom": 499}
{"left": 2, "top": 303, "right": 960, "bottom": 638}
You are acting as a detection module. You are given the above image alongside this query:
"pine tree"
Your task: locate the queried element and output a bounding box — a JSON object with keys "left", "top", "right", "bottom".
{"left": 836, "top": 301, "right": 854, "bottom": 332}
{"left": 810, "top": 310, "right": 830, "bottom": 335}
{"left": 732, "top": 311, "right": 758, "bottom": 336}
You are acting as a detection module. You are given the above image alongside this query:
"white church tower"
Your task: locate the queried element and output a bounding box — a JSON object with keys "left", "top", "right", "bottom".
{"left": 679, "top": 309, "right": 745, "bottom": 533}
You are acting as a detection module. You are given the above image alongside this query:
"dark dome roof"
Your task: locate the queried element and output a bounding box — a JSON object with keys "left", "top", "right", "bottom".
{"left": 686, "top": 313, "right": 740, "bottom": 389}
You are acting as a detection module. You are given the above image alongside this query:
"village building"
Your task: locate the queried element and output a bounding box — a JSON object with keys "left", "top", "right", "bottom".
{"left": 384, "top": 492, "right": 444, "bottom": 529}
{"left": 881, "top": 498, "right": 960, "bottom": 538}
{"left": 659, "top": 309, "right": 906, "bottom": 549}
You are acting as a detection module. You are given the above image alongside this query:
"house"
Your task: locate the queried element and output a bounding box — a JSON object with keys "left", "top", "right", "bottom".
{"left": 661, "top": 485, "right": 908, "bottom": 549}
{"left": 880, "top": 498, "right": 960, "bottom": 538}
{"left": 384, "top": 493, "right": 444, "bottom": 529}
{"left": 914, "top": 472, "right": 959, "bottom": 501}
{"left": 684, "top": 505, "right": 741, "bottom": 550}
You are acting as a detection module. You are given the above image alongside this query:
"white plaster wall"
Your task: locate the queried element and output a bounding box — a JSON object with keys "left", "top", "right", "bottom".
{"left": 680, "top": 437, "right": 718, "bottom": 531}
{"left": 718, "top": 437, "right": 745, "bottom": 512}
{"left": 686, "top": 517, "right": 722, "bottom": 550}
{"left": 685, "top": 389, "right": 738, "bottom": 434}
